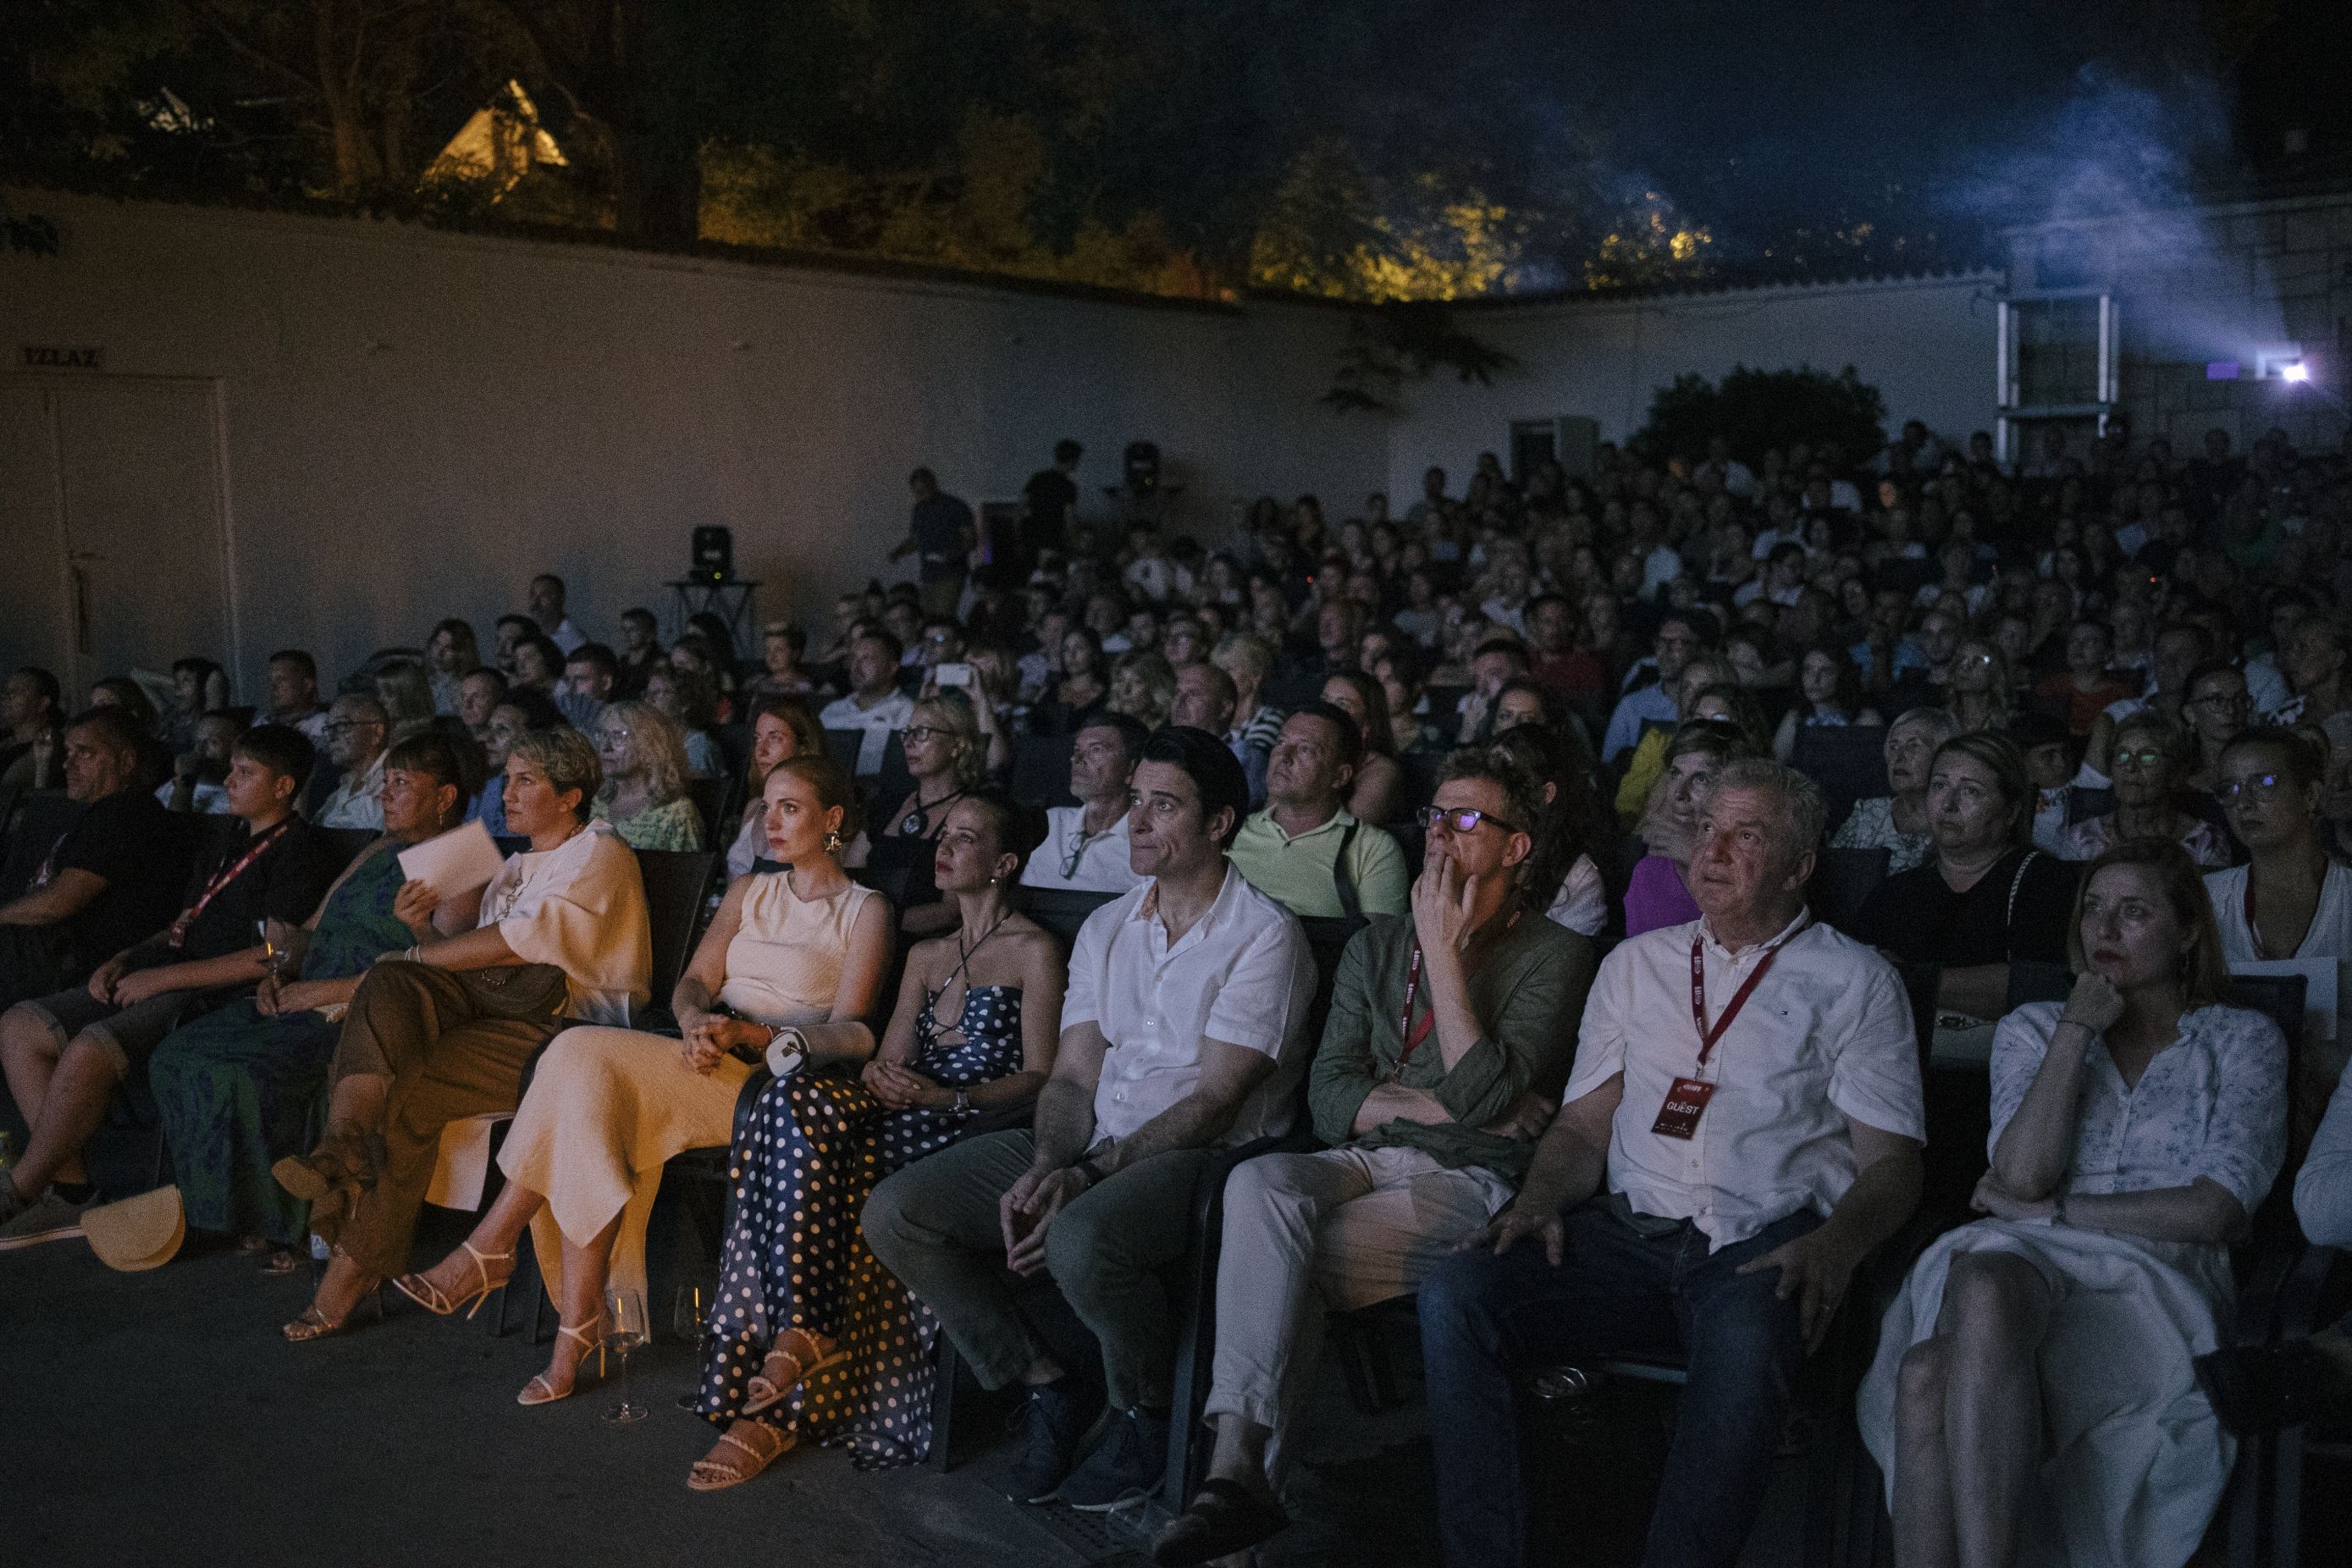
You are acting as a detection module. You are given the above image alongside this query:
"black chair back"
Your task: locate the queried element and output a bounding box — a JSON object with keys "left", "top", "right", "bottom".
{"left": 687, "top": 775, "right": 735, "bottom": 846}
{"left": 1790, "top": 725, "right": 1891, "bottom": 833}
{"left": 1019, "top": 886, "right": 1117, "bottom": 947}
{"left": 1808, "top": 845, "right": 1890, "bottom": 935}
{"left": 821, "top": 728, "right": 864, "bottom": 775}
{"left": 2066, "top": 787, "right": 2114, "bottom": 826}
{"left": 638, "top": 849, "right": 718, "bottom": 1009}
{"left": 2005, "top": 959, "right": 2073, "bottom": 1009}
{"left": 0, "top": 792, "right": 84, "bottom": 900}
{"left": 1011, "top": 733, "right": 1078, "bottom": 809}
{"left": 2226, "top": 972, "right": 2309, "bottom": 1066}
{"left": 867, "top": 732, "right": 915, "bottom": 822}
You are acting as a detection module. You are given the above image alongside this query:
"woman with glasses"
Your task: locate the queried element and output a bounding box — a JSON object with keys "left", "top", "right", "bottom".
{"left": 1832, "top": 706, "right": 1961, "bottom": 875}
{"left": 588, "top": 700, "right": 704, "bottom": 851}
{"left": 1948, "top": 637, "right": 2014, "bottom": 735}
{"left": 2060, "top": 713, "right": 2229, "bottom": 870}
{"left": 871, "top": 692, "right": 988, "bottom": 936}
{"left": 2179, "top": 660, "right": 2254, "bottom": 795}
{"left": 2206, "top": 726, "right": 2352, "bottom": 1134}
{"left": 644, "top": 663, "right": 724, "bottom": 779}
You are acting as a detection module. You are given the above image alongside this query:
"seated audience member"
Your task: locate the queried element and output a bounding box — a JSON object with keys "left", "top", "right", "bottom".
{"left": 275, "top": 727, "right": 651, "bottom": 1340}
{"left": 1487, "top": 724, "right": 1614, "bottom": 939}
{"left": 644, "top": 663, "right": 724, "bottom": 777}
{"left": 1155, "top": 748, "right": 1595, "bottom": 1564}
{"left": 2034, "top": 619, "right": 2134, "bottom": 737}
{"left": 465, "top": 695, "right": 555, "bottom": 838}
{"left": 1417, "top": 759, "right": 1925, "bottom": 1568}
{"left": 511, "top": 633, "right": 567, "bottom": 694}
{"left": 2267, "top": 617, "right": 2352, "bottom": 728}
{"left": 314, "top": 694, "right": 391, "bottom": 830}
{"left": 1523, "top": 591, "right": 1602, "bottom": 695}
{"left": 818, "top": 627, "right": 916, "bottom": 776}
{"left": 2177, "top": 659, "right": 2253, "bottom": 795}
{"left": 527, "top": 572, "right": 587, "bottom": 655}
{"left": 744, "top": 621, "right": 816, "bottom": 699}
{"left": 556, "top": 643, "right": 621, "bottom": 732}
{"left": 1830, "top": 705, "right": 1960, "bottom": 874}
{"left": 870, "top": 692, "right": 989, "bottom": 936}
{"left": 146, "top": 732, "right": 482, "bottom": 1258}
{"left": 0, "top": 726, "right": 340, "bottom": 1244}
{"left": 1849, "top": 732, "right": 2079, "bottom": 1063}
{"left": 1, "top": 665, "right": 67, "bottom": 814}
{"left": 1862, "top": 840, "right": 2284, "bottom": 1568}
{"left": 1771, "top": 645, "right": 1884, "bottom": 761}
{"left": 1212, "top": 633, "right": 1286, "bottom": 782}
{"left": 493, "top": 614, "right": 539, "bottom": 676}
{"left": 1228, "top": 704, "right": 1411, "bottom": 920}
{"left": 2010, "top": 710, "right": 2082, "bottom": 855}
{"left": 863, "top": 727, "right": 1315, "bottom": 1510}
{"left": 588, "top": 700, "right": 705, "bottom": 851}
{"left": 1625, "top": 719, "right": 1753, "bottom": 938}
{"left": 425, "top": 618, "right": 482, "bottom": 715}
{"left": 1600, "top": 613, "right": 1707, "bottom": 765}
{"left": 403, "top": 759, "right": 891, "bottom": 1412}
{"left": 2206, "top": 726, "right": 2352, "bottom": 1124}
{"left": 1320, "top": 670, "right": 1405, "bottom": 825}
{"left": 1033, "top": 626, "right": 1111, "bottom": 737}
{"left": 1107, "top": 649, "right": 1178, "bottom": 729}
{"left": 725, "top": 696, "right": 824, "bottom": 879}
{"left": 160, "top": 710, "right": 246, "bottom": 814}
{"left": 162, "top": 656, "right": 229, "bottom": 754}
{"left": 1452, "top": 637, "right": 1529, "bottom": 747}
{"left": 1021, "top": 715, "right": 1148, "bottom": 897}
{"left": 88, "top": 676, "right": 169, "bottom": 784}
{"left": 264, "top": 649, "right": 330, "bottom": 745}
{"left": 1614, "top": 653, "right": 1736, "bottom": 827}
{"left": 373, "top": 660, "right": 437, "bottom": 741}
{"left": 615, "top": 607, "right": 663, "bottom": 696}
{"left": 1171, "top": 662, "right": 1257, "bottom": 806}
{"left": 0, "top": 708, "right": 194, "bottom": 1011}
{"left": 456, "top": 667, "right": 508, "bottom": 746}
{"left": 2058, "top": 712, "right": 2228, "bottom": 870}
{"left": 688, "top": 792, "right": 1057, "bottom": 1488}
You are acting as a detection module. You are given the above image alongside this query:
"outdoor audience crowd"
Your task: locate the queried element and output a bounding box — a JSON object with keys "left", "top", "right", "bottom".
{"left": 6, "top": 412, "right": 2352, "bottom": 1568}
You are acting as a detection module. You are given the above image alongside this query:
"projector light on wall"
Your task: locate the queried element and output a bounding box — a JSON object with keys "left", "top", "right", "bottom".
{"left": 2255, "top": 347, "right": 2308, "bottom": 382}
{"left": 2280, "top": 361, "right": 2311, "bottom": 384}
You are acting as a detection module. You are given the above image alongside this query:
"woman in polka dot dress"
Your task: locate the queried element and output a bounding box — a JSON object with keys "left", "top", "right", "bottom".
{"left": 690, "top": 791, "right": 1063, "bottom": 1489}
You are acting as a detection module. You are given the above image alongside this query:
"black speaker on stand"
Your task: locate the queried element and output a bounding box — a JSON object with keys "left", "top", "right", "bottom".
{"left": 690, "top": 526, "right": 734, "bottom": 583}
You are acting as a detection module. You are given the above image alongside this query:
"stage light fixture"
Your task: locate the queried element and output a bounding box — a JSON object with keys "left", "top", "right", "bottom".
{"left": 2281, "top": 361, "right": 2311, "bottom": 384}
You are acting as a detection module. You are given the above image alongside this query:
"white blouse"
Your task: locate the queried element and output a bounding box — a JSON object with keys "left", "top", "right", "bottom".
{"left": 479, "top": 820, "right": 652, "bottom": 1026}
{"left": 1989, "top": 1001, "right": 2287, "bottom": 1217}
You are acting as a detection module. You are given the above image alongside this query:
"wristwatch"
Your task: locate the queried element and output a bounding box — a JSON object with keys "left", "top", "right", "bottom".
{"left": 1073, "top": 1155, "right": 1108, "bottom": 1186}
{"left": 952, "top": 1088, "right": 973, "bottom": 1116}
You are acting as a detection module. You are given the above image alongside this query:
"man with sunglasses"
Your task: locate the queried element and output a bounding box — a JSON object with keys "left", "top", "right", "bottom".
{"left": 1020, "top": 715, "right": 1147, "bottom": 896}
{"left": 1416, "top": 759, "right": 1924, "bottom": 1568}
{"left": 1228, "top": 703, "right": 1409, "bottom": 920}
{"left": 1153, "top": 748, "right": 1593, "bottom": 1566}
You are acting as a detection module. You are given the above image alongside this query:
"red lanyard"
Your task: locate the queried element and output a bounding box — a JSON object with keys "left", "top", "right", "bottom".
{"left": 169, "top": 820, "right": 290, "bottom": 948}
{"left": 1396, "top": 913, "right": 1520, "bottom": 1067}
{"left": 2244, "top": 860, "right": 2327, "bottom": 958}
{"left": 1687, "top": 919, "right": 1805, "bottom": 1068}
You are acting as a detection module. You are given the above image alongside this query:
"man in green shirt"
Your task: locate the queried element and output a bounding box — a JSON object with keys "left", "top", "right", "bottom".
{"left": 1226, "top": 703, "right": 1409, "bottom": 919}
{"left": 1152, "top": 746, "right": 1597, "bottom": 1565}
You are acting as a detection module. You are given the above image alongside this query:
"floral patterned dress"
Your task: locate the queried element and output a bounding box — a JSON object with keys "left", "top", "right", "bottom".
{"left": 695, "top": 985, "right": 1025, "bottom": 1467}
{"left": 148, "top": 842, "right": 413, "bottom": 1245}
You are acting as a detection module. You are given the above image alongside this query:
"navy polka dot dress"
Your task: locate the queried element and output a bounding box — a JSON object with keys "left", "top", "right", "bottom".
{"left": 695, "top": 985, "right": 1024, "bottom": 1467}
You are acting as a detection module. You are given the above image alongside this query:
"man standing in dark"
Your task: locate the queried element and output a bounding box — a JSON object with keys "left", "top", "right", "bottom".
{"left": 1023, "top": 439, "right": 1083, "bottom": 566}
{"left": 891, "top": 467, "right": 977, "bottom": 619}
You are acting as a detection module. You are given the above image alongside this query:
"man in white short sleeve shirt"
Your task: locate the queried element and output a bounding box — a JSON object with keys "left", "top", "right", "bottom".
{"left": 1417, "top": 759, "right": 1926, "bottom": 1568}
{"left": 864, "top": 726, "right": 1313, "bottom": 1513}
{"left": 817, "top": 627, "right": 916, "bottom": 776}
{"left": 1021, "top": 715, "right": 1147, "bottom": 897}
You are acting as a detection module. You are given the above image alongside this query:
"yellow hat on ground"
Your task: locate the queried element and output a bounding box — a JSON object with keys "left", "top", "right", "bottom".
{"left": 82, "top": 1186, "right": 185, "bottom": 1272}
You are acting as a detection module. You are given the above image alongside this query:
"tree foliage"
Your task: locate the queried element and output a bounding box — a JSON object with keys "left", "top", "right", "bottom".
{"left": 1632, "top": 365, "right": 1888, "bottom": 469}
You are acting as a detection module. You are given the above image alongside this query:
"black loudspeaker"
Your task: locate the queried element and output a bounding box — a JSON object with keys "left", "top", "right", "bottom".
{"left": 1123, "top": 440, "right": 1162, "bottom": 496}
{"left": 691, "top": 526, "right": 733, "bottom": 582}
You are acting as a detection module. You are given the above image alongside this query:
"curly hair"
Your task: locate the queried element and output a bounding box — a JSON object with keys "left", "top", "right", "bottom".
{"left": 598, "top": 699, "right": 690, "bottom": 808}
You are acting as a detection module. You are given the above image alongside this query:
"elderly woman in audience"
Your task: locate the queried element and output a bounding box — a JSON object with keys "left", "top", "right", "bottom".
{"left": 1832, "top": 705, "right": 1960, "bottom": 874}
{"left": 1320, "top": 669, "right": 1405, "bottom": 825}
{"left": 426, "top": 619, "right": 483, "bottom": 715}
{"left": 1947, "top": 636, "right": 2014, "bottom": 734}
{"left": 147, "top": 732, "right": 482, "bottom": 1262}
{"left": 688, "top": 790, "right": 1056, "bottom": 1488}
{"left": 871, "top": 692, "right": 989, "bottom": 936}
{"left": 725, "top": 695, "right": 824, "bottom": 879}
{"left": 588, "top": 699, "right": 705, "bottom": 851}
{"left": 1862, "top": 839, "right": 2285, "bottom": 1568}
{"left": 645, "top": 663, "right": 724, "bottom": 777}
{"left": 400, "top": 756, "right": 890, "bottom": 1407}
{"left": 1771, "top": 645, "right": 1884, "bottom": 760}
{"left": 2059, "top": 712, "right": 2229, "bottom": 869}
{"left": 1850, "top": 732, "right": 2080, "bottom": 1064}
{"left": 276, "top": 726, "right": 650, "bottom": 1340}
{"left": 1625, "top": 718, "right": 1754, "bottom": 937}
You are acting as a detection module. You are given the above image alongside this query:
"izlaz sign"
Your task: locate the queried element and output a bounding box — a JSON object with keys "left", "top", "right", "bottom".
{"left": 19, "top": 345, "right": 103, "bottom": 369}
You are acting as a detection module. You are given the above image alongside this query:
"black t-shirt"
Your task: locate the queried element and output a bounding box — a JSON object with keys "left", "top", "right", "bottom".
{"left": 910, "top": 493, "right": 974, "bottom": 578}
{"left": 1850, "top": 846, "right": 2079, "bottom": 971}
{"left": 174, "top": 820, "right": 345, "bottom": 962}
{"left": 1022, "top": 468, "right": 1079, "bottom": 551}
{"left": 47, "top": 790, "right": 194, "bottom": 970}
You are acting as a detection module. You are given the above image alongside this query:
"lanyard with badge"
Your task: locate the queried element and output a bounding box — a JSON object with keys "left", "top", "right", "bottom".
{"left": 1389, "top": 912, "right": 1521, "bottom": 1076}
{"left": 1652, "top": 919, "right": 1805, "bottom": 1139}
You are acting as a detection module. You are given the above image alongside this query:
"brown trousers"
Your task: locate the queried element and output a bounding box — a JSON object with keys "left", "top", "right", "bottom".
{"left": 329, "top": 960, "right": 568, "bottom": 1276}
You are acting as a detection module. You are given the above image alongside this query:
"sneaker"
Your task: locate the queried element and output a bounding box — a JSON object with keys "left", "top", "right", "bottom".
{"left": 0, "top": 1188, "right": 96, "bottom": 1252}
{"left": 1008, "top": 1377, "right": 1100, "bottom": 1504}
{"left": 1060, "top": 1405, "right": 1169, "bottom": 1512}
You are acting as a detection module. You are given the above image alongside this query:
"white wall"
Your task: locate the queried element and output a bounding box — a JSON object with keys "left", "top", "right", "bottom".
{"left": 1385, "top": 271, "right": 2002, "bottom": 495}
{"left": 0, "top": 192, "right": 1382, "bottom": 696}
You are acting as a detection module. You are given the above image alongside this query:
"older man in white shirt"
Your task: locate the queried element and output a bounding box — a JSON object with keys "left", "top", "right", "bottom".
{"left": 865, "top": 726, "right": 1313, "bottom": 1514}
{"left": 1020, "top": 715, "right": 1147, "bottom": 897}
{"left": 313, "top": 694, "right": 389, "bottom": 830}
{"left": 1417, "top": 759, "right": 1926, "bottom": 1568}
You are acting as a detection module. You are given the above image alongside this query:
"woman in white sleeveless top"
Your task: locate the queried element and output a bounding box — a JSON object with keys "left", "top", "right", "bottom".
{"left": 395, "top": 757, "right": 892, "bottom": 1406}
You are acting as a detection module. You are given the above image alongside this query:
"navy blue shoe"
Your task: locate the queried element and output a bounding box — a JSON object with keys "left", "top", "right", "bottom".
{"left": 1009, "top": 1378, "right": 1100, "bottom": 1504}
{"left": 1059, "top": 1405, "right": 1168, "bottom": 1511}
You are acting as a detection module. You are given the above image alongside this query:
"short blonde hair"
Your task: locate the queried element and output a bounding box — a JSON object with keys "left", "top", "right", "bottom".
{"left": 509, "top": 726, "right": 600, "bottom": 820}
{"left": 911, "top": 693, "right": 988, "bottom": 791}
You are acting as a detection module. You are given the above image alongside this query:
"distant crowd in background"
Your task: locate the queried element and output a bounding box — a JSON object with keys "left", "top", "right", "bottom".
{"left": 5, "top": 412, "right": 2352, "bottom": 1568}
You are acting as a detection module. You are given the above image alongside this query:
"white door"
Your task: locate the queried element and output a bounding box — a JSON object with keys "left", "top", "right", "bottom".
{"left": 0, "top": 378, "right": 235, "bottom": 696}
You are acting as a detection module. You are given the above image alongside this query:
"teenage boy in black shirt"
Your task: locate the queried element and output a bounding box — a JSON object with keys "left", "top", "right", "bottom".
{"left": 0, "top": 725, "right": 340, "bottom": 1246}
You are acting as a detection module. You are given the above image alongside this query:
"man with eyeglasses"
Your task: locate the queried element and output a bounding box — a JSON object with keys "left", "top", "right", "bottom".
{"left": 313, "top": 694, "right": 390, "bottom": 830}
{"left": 1602, "top": 612, "right": 1709, "bottom": 764}
{"left": 1021, "top": 715, "right": 1147, "bottom": 896}
{"left": 1228, "top": 704, "right": 1409, "bottom": 920}
{"left": 1153, "top": 748, "right": 1593, "bottom": 1566}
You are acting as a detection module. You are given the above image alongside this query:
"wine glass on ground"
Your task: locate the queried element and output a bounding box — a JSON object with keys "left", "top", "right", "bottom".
{"left": 605, "top": 1284, "right": 650, "bottom": 1424}
{"left": 671, "top": 1284, "right": 709, "bottom": 1412}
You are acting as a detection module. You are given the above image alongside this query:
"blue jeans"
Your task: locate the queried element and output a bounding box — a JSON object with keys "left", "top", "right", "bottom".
{"left": 1417, "top": 1198, "right": 1819, "bottom": 1568}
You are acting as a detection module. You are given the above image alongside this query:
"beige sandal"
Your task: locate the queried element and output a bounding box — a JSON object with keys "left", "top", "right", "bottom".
{"left": 687, "top": 1423, "right": 793, "bottom": 1491}
{"left": 517, "top": 1318, "right": 606, "bottom": 1406}
{"left": 742, "top": 1327, "right": 847, "bottom": 1415}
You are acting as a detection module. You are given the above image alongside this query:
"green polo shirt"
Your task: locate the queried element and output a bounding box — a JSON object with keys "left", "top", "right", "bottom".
{"left": 1308, "top": 911, "right": 1595, "bottom": 1183}
{"left": 1227, "top": 806, "right": 1411, "bottom": 919}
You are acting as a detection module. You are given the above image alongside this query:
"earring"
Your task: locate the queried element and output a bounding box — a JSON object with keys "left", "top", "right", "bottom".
{"left": 824, "top": 830, "right": 842, "bottom": 853}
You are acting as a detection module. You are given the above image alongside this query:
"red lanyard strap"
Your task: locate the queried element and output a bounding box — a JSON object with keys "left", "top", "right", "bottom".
{"left": 170, "top": 820, "right": 290, "bottom": 947}
{"left": 1687, "top": 919, "right": 1804, "bottom": 1068}
{"left": 1395, "top": 913, "right": 1521, "bottom": 1068}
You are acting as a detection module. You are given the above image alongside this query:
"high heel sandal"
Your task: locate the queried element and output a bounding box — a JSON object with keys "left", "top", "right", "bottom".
{"left": 282, "top": 1304, "right": 349, "bottom": 1344}
{"left": 517, "top": 1317, "right": 606, "bottom": 1407}
{"left": 687, "top": 1423, "right": 794, "bottom": 1492}
{"left": 391, "top": 1241, "right": 515, "bottom": 1319}
{"left": 742, "top": 1327, "right": 848, "bottom": 1416}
